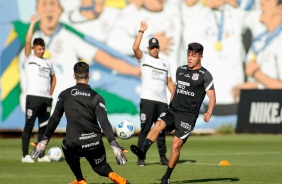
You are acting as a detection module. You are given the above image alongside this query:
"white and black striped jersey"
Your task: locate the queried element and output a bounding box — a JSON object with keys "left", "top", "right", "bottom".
{"left": 139, "top": 52, "right": 171, "bottom": 103}
{"left": 24, "top": 54, "right": 55, "bottom": 98}
{"left": 45, "top": 83, "right": 115, "bottom": 149}
{"left": 169, "top": 65, "right": 214, "bottom": 114}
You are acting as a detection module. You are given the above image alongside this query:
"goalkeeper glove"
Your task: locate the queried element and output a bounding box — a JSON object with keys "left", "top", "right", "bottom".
{"left": 110, "top": 140, "right": 127, "bottom": 165}
{"left": 30, "top": 135, "right": 50, "bottom": 159}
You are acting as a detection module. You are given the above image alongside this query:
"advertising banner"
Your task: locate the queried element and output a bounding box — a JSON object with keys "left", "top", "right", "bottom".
{"left": 236, "top": 90, "right": 282, "bottom": 134}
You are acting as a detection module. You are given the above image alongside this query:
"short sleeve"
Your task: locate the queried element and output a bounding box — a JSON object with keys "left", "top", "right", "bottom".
{"left": 166, "top": 60, "right": 171, "bottom": 78}
{"left": 204, "top": 70, "right": 215, "bottom": 90}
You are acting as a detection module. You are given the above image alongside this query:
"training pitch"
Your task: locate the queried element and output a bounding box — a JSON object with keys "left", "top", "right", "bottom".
{"left": 0, "top": 134, "right": 281, "bottom": 184}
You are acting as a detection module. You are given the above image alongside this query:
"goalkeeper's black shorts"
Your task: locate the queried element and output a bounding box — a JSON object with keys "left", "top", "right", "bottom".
{"left": 62, "top": 138, "right": 107, "bottom": 166}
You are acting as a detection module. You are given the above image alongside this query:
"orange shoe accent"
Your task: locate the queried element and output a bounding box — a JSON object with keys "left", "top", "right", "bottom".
{"left": 218, "top": 160, "right": 231, "bottom": 166}
{"left": 69, "top": 178, "right": 87, "bottom": 184}
{"left": 109, "top": 172, "right": 129, "bottom": 184}
{"left": 30, "top": 142, "right": 37, "bottom": 147}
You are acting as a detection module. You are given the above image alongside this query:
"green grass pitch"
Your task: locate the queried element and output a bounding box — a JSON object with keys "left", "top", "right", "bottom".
{"left": 0, "top": 134, "right": 281, "bottom": 184}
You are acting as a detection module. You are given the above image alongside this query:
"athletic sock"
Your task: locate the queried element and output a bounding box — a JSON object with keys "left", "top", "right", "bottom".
{"left": 162, "top": 167, "right": 174, "bottom": 179}
{"left": 142, "top": 138, "right": 153, "bottom": 154}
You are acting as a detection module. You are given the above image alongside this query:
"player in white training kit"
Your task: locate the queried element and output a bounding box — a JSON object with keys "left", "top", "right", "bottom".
{"left": 21, "top": 14, "right": 56, "bottom": 163}
{"left": 133, "top": 21, "right": 175, "bottom": 166}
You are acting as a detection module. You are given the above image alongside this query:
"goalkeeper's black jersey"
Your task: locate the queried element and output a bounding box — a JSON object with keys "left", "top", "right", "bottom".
{"left": 169, "top": 65, "right": 214, "bottom": 115}
{"left": 45, "top": 83, "right": 115, "bottom": 149}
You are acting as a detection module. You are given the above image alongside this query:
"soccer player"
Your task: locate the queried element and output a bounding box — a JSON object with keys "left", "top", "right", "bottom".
{"left": 30, "top": 62, "right": 130, "bottom": 184}
{"left": 131, "top": 42, "right": 216, "bottom": 184}
{"left": 132, "top": 21, "right": 175, "bottom": 166}
{"left": 21, "top": 14, "right": 56, "bottom": 163}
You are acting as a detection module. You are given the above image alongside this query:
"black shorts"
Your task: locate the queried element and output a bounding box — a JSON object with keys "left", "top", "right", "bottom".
{"left": 62, "top": 139, "right": 107, "bottom": 166}
{"left": 159, "top": 109, "right": 198, "bottom": 142}
{"left": 140, "top": 98, "right": 168, "bottom": 125}
{"left": 25, "top": 95, "right": 53, "bottom": 126}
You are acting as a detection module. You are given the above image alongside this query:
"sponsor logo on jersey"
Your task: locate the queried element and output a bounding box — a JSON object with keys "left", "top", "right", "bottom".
{"left": 184, "top": 74, "right": 190, "bottom": 78}
{"left": 177, "top": 88, "right": 195, "bottom": 96}
{"left": 180, "top": 121, "right": 192, "bottom": 131}
{"left": 177, "top": 80, "right": 194, "bottom": 96}
{"left": 46, "top": 106, "right": 51, "bottom": 112}
{"left": 151, "top": 69, "right": 165, "bottom": 82}
{"left": 192, "top": 73, "right": 199, "bottom": 81}
{"left": 178, "top": 80, "right": 190, "bottom": 86}
{"left": 71, "top": 89, "right": 91, "bottom": 97}
{"left": 79, "top": 132, "right": 97, "bottom": 140}
{"left": 179, "top": 73, "right": 184, "bottom": 75}
{"left": 181, "top": 66, "right": 187, "bottom": 69}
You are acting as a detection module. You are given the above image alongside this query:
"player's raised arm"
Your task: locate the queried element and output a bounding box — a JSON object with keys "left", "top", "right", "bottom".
{"left": 133, "top": 21, "right": 148, "bottom": 60}
{"left": 25, "top": 14, "right": 40, "bottom": 57}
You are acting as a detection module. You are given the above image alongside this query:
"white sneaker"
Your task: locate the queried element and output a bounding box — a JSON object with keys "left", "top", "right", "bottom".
{"left": 22, "top": 155, "right": 35, "bottom": 163}
{"left": 38, "top": 155, "right": 51, "bottom": 162}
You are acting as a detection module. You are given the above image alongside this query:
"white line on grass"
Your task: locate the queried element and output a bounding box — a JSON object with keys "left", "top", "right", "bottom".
{"left": 181, "top": 151, "right": 282, "bottom": 156}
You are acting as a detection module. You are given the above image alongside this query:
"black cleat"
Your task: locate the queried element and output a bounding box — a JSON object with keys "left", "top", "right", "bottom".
{"left": 130, "top": 145, "right": 146, "bottom": 160}
{"left": 137, "top": 158, "right": 145, "bottom": 166}
{"left": 160, "top": 157, "right": 168, "bottom": 165}
{"left": 161, "top": 178, "right": 170, "bottom": 184}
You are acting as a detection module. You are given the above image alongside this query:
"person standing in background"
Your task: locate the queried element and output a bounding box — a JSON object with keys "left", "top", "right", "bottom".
{"left": 21, "top": 14, "right": 56, "bottom": 163}
{"left": 132, "top": 21, "right": 175, "bottom": 166}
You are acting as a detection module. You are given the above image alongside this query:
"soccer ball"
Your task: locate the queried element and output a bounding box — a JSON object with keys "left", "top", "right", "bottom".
{"left": 116, "top": 120, "right": 135, "bottom": 139}
{"left": 47, "top": 147, "right": 64, "bottom": 162}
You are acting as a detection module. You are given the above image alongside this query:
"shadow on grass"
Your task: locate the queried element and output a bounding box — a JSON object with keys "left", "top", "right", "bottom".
{"left": 171, "top": 177, "right": 240, "bottom": 183}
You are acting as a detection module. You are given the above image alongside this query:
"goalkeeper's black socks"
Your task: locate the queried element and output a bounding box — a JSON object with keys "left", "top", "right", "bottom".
{"left": 162, "top": 166, "right": 174, "bottom": 179}
{"left": 142, "top": 138, "right": 153, "bottom": 155}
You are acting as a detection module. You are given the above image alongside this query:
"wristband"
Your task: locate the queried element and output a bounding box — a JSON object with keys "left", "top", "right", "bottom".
{"left": 139, "top": 30, "right": 144, "bottom": 33}
{"left": 251, "top": 68, "right": 260, "bottom": 77}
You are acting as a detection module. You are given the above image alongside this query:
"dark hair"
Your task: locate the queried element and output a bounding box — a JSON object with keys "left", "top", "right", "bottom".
{"left": 73, "top": 62, "right": 89, "bottom": 79}
{"left": 187, "top": 42, "right": 204, "bottom": 55}
{"left": 33, "top": 38, "right": 45, "bottom": 47}
{"left": 279, "top": 0, "right": 282, "bottom": 4}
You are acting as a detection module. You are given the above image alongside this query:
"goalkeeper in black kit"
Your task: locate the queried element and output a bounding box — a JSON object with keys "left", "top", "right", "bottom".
{"left": 31, "top": 62, "right": 130, "bottom": 184}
